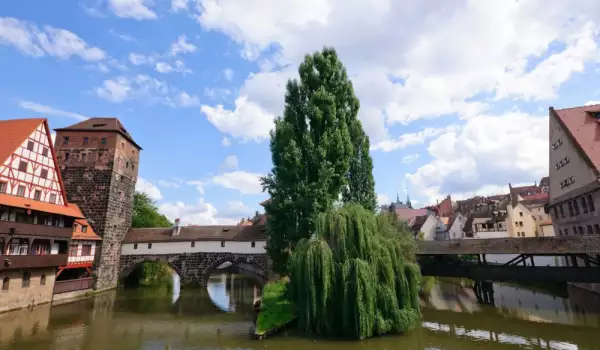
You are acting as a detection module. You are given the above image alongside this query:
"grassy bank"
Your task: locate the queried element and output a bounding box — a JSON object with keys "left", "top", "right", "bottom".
{"left": 255, "top": 281, "right": 296, "bottom": 335}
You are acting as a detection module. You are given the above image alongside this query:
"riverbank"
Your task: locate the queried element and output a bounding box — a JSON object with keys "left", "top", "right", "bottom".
{"left": 255, "top": 280, "right": 296, "bottom": 337}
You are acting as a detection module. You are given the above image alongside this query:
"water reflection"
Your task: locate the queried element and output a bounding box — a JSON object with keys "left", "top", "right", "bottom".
{"left": 0, "top": 275, "right": 598, "bottom": 350}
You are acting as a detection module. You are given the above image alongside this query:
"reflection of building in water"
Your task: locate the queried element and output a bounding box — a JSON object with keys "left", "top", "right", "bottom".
{"left": 426, "top": 280, "right": 600, "bottom": 328}
{"left": 0, "top": 303, "right": 50, "bottom": 345}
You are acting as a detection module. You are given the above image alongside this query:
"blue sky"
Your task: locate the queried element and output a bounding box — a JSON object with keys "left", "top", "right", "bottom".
{"left": 1, "top": 0, "right": 600, "bottom": 224}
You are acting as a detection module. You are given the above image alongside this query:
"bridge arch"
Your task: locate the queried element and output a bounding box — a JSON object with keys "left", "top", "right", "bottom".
{"left": 201, "top": 253, "right": 267, "bottom": 286}
{"left": 118, "top": 256, "right": 183, "bottom": 286}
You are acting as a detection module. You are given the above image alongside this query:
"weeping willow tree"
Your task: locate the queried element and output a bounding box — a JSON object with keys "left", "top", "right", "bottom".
{"left": 289, "top": 204, "right": 421, "bottom": 339}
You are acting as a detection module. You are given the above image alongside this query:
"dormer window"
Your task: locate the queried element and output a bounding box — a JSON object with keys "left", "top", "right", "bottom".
{"left": 551, "top": 138, "right": 563, "bottom": 150}
{"left": 555, "top": 156, "right": 570, "bottom": 170}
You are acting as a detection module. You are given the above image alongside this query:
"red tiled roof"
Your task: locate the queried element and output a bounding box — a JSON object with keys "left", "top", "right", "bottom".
{"left": 0, "top": 193, "right": 83, "bottom": 218}
{"left": 0, "top": 118, "right": 45, "bottom": 169}
{"left": 394, "top": 208, "right": 428, "bottom": 221}
{"left": 69, "top": 203, "right": 101, "bottom": 240}
{"left": 124, "top": 224, "right": 266, "bottom": 243}
{"left": 522, "top": 192, "right": 548, "bottom": 201}
{"left": 539, "top": 219, "right": 553, "bottom": 226}
{"left": 55, "top": 117, "right": 142, "bottom": 150}
{"left": 553, "top": 104, "right": 600, "bottom": 174}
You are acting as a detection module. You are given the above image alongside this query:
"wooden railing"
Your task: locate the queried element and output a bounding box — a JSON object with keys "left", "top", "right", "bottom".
{"left": 0, "top": 220, "right": 73, "bottom": 238}
{"left": 0, "top": 254, "right": 68, "bottom": 270}
{"left": 54, "top": 277, "right": 94, "bottom": 294}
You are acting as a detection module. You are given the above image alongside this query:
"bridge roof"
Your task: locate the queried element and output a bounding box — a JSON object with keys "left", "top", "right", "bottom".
{"left": 124, "top": 224, "right": 266, "bottom": 243}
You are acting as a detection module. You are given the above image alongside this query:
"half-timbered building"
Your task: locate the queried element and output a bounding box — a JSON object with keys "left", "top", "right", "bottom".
{"left": 0, "top": 118, "right": 82, "bottom": 312}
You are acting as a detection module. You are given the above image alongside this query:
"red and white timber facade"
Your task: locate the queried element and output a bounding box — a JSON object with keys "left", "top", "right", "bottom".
{"left": 0, "top": 122, "right": 66, "bottom": 206}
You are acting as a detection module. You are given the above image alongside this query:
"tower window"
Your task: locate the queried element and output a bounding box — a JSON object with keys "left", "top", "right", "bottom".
{"left": 63, "top": 136, "right": 70, "bottom": 145}
{"left": 83, "top": 137, "right": 89, "bottom": 144}
{"left": 65, "top": 152, "right": 70, "bottom": 161}
{"left": 121, "top": 142, "right": 125, "bottom": 149}
{"left": 27, "top": 141, "right": 34, "bottom": 151}
{"left": 101, "top": 137, "right": 107, "bottom": 145}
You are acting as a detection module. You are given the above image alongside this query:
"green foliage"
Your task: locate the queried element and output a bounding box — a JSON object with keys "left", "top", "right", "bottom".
{"left": 126, "top": 261, "right": 173, "bottom": 292}
{"left": 261, "top": 47, "right": 377, "bottom": 274}
{"left": 132, "top": 192, "right": 172, "bottom": 228}
{"left": 289, "top": 204, "right": 421, "bottom": 340}
{"left": 256, "top": 281, "right": 297, "bottom": 335}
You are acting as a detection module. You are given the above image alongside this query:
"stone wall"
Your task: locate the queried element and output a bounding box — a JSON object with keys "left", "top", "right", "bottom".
{"left": 0, "top": 267, "right": 56, "bottom": 313}
{"left": 119, "top": 252, "right": 268, "bottom": 286}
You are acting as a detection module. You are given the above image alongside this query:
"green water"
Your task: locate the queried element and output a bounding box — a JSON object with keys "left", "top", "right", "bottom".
{"left": 1, "top": 274, "right": 599, "bottom": 350}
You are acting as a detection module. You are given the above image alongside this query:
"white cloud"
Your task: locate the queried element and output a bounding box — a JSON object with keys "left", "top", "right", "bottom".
{"left": 158, "top": 199, "right": 231, "bottom": 225}
{"left": 155, "top": 60, "right": 192, "bottom": 74}
{"left": 177, "top": 92, "right": 200, "bottom": 107}
{"left": 201, "top": 96, "right": 275, "bottom": 142}
{"left": 129, "top": 53, "right": 154, "bottom": 65}
{"left": 211, "top": 170, "right": 263, "bottom": 195}
{"left": 223, "top": 68, "right": 234, "bottom": 81}
{"left": 157, "top": 180, "right": 181, "bottom": 188}
{"left": 136, "top": 177, "right": 163, "bottom": 201}
{"left": 221, "top": 155, "right": 239, "bottom": 171}
{"left": 585, "top": 100, "right": 600, "bottom": 106}
{"left": 158, "top": 198, "right": 248, "bottom": 225}
{"left": 222, "top": 137, "right": 231, "bottom": 147}
{"left": 50, "top": 132, "right": 56, "bottom": 145}
{"left": 407, "top": 111, "right": 549, "bottom": 204}
{"left": 171, "top": 0, "right": 188, "bottom": 12}
{"left": 109, "top": 28, "right": 136, "bottom": 42}
{"left": 107, "top": 0, "right": 157, "bottom": 20}
{"left": 377, "top": 194, "right": 390, "bottom": 206}
{"left": 371, "top": 125, "right": 458, "bottom": 152}
{"left": 0, "top": 17, "right": 105, "bottom": 61}
{"left": 194, "top": 0, "right": 600, "bottom": 144}
{"left": 169, "top": 35, "right": 197, "bottom": 57}
{"left": 402, "top": 154, "right": 420, "bottom": 164}
{"left": 95, "top": 74, "right": 199, "bottom": 107}
{"left": 18, "top": 101, "right": 87, "bottom": 121}
{"left": 187, "top": 180, "right": 205, "bottom": 195}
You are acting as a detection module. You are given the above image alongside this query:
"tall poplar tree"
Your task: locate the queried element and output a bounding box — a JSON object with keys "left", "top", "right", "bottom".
{"left": 261, "top": 47, "right": 377, "bottom": 274}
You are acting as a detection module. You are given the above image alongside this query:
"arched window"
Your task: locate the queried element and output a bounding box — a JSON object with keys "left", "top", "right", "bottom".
{"left": 40, "top": 274, "right": 46, "bottom": 286}
{"left": 22, "top": 271, "right": 31, "bottom": 288}
{"left": 2, "top": 277, "right": 9, "bottom": 291}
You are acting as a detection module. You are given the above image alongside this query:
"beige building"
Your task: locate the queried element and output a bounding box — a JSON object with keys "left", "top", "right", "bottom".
{"left": 548, "top": 104, "right": 600, "bottom": 293}
{"left": 548, "top": 105, "right": 600, "bottom": 236}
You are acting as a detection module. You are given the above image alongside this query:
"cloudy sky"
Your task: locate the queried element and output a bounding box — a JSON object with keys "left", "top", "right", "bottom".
{"left": 1, "top": 0, "right": 599, "bottom": 225}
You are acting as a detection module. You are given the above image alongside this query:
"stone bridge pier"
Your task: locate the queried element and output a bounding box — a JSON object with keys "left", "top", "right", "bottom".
{"left": 119, "top": 252, "right": 268, "bottom": 287}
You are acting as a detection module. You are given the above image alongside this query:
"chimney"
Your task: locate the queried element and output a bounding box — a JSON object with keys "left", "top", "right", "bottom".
{"left": 172, "top": 218, "right": 181, "bottom": 236}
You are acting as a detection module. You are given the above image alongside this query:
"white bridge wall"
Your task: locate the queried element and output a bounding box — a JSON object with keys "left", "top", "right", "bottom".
{"left": 121, "top": 240, "right": 267, "bottom": 256}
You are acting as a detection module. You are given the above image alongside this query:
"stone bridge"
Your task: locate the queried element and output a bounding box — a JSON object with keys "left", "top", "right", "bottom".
{"left": 119, "top": 224, "right": 269, "bottom": 287}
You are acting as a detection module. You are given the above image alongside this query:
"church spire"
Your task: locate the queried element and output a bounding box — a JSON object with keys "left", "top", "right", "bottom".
{"left": 396, "top": 188, "right": 401, "bottom": 204}
{"left": 406, "top": 194, "right": 413, "bottom": 209}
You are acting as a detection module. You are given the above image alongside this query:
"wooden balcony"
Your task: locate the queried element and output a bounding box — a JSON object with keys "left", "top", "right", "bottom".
{"left": 0, "top": 220, "right": 73, "bottom": 239}
{"left": 54, "top": 277, "right": 94, "bottom": 294}
{"left": 0, "top": 254, "right": 68, "bottom": 271}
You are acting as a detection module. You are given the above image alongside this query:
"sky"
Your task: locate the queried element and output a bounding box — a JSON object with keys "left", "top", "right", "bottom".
{"left": 1, "top": 0, "right": 600, "bottom": 225}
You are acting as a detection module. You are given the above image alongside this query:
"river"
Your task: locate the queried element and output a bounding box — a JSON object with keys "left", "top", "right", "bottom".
{"left": 1, "top": 273, "right": 599, "bottom": 350}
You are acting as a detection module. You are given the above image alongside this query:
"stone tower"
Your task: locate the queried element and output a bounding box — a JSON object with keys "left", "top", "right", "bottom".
{"left": 54, "top": 118, "right": 141, "bottom": 290}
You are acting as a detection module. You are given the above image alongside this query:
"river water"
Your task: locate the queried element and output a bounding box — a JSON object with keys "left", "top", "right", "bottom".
{"left": 1, "top": 273, "right": 599, "bottom": 350}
